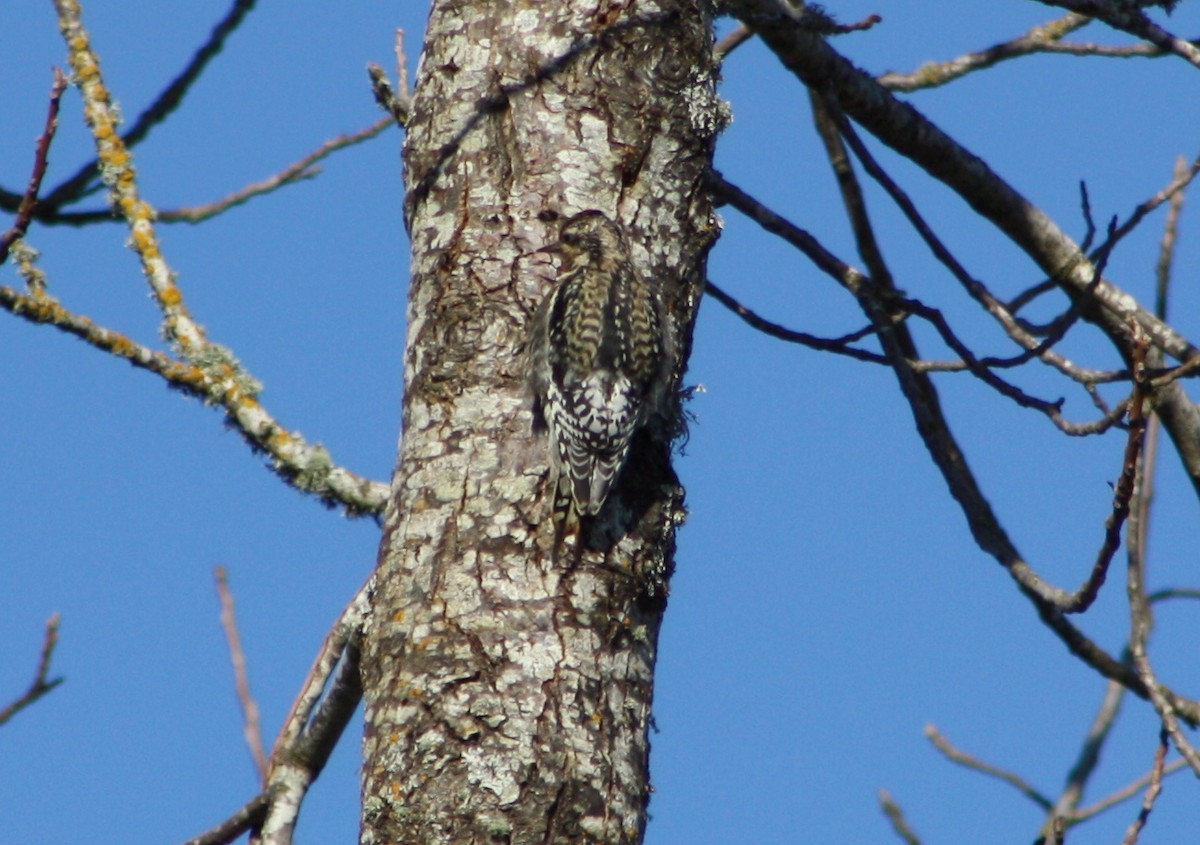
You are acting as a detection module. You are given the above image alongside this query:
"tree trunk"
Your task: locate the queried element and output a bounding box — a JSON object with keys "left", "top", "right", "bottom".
{"left": 359, "top": 2, "right": 722, "bottom": 844}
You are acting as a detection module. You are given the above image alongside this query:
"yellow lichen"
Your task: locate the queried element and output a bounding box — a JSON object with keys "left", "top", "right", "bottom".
{"left": 131, "top": 227, "right": 155, "bottom": 253}
{"left": 157, "top": 284, "right": 181, "bottom": 307}
{"left": 110, "top": 335, "right": 135, "bottom": 358}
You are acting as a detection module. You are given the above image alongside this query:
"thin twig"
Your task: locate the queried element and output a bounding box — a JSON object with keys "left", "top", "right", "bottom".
{"left": 712, "top": 173, "right": 874, "bottom": 295}
{"left": 1125, "top": 326, "right": 1200, "bottom": 768}
{"left": 1119, "top": 729, "right": 1169, "bottom": 845}
{"left": 1154, "top": 156, "right": 1188, "bottom": 324}
{"left": 215, "top": 566, "right": 268, "bottom": 783}
{"left": 1073, "top": 756, "right": 1186, "bottom": 823}
{"left": 1099, "top": 153, "right": 1200, "bottom": 258}
{"left": 1008, "top": 279, "right": 1060, "bottom": 315}
{"left": 704, "top": 279, "right": 885, "bottom": 362}
{"left": 718, "top": 157, "right": 1131, "bottom": 435}
{"left": 0, "top": 613, "right": 64, "bottom": 726}
{"left": 33, "top": 117, "right": 397, "bottom": 226}
{"left": 394, "top": 28, "right": 412, "bottom": 104}
{"left": 1050, "top": 677, "right": 1126, "bottom": 823}
{"left": 1129, "top": 590, "right": 1200, "bottom": 773}
{"left": 925, "top": 724, "right": 1054, "bottom": 810}
{"left": 159, "top": 118, "right": 394, "bottom": 224}
{"left": 0, "top": 69, "right": 68, "bottom": 265}
{"left": 1057, "top": 349, "right": 1149, "bottom": 613}
{"left": 1147, "top": 587, "right": 1200, "bottom": 603}
{"left": 878, "top": 789, "right": 923, "bottom": 845}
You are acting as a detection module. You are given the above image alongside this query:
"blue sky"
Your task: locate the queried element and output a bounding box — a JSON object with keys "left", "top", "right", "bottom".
{"left": 4, "top": 2, "right": 1200, "bottom": 844}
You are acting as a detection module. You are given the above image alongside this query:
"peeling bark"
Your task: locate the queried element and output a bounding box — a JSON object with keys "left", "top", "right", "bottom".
{"left": 360, "top": 2, "right": 722, "bottom": 843}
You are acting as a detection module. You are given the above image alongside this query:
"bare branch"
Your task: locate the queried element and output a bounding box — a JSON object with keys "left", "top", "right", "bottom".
{"left": 177, "top": 581, "right": 370, "bottom": 845}
{"left": 0, "top": 69, "right": 68, "bottom": 265}
{"left": 0, "top": 613, "right": 64, "bottom": 726}
{"left": 925, "top": 724, "right": 1054, "bottom": 810}
{"left": 1007, "top": 278, "right": 1060, "bottom": 315}
{"left": 1125, "top": 170, "right": 1185, "bottom": 638}
{"left": 215, "top": 566, "right": 268, "bottom": 783}
{"left": 879, "top": 13, "right": 1090, "bottom": 91}
{"left": 1147, "top": 587, "right": 1200, "bottom": 603}
{"left": 394, "top": 27, "right": 413, "bottom": 105}
{"left": 271, "top": 578, "right": 370, "bottom": 757}
{"left": 809, "top": 90, "right": 1117, "bottom": 435}
{"left": 1102, "top": 152, "right": 1200, "bottom": 255}
{"left": 259, "top": 648, "right": 363, "bottom": 845}
{"left": 1031, "top": 1, "right": 1200, "bottom": 69}
{"left": 1126, "top": 321, "right": 1200, "bottom": 762}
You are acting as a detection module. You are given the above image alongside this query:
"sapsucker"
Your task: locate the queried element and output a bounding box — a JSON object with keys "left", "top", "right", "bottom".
{"left": 526, "top": 210, "right": 670, "bottom": 517}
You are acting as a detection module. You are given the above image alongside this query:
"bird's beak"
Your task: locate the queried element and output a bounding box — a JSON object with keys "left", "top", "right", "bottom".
{"left": 536, "top": 242, "right": 563, "bottom": 255}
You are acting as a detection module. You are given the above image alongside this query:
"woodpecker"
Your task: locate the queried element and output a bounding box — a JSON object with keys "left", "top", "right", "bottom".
{"left": 526, "top": 210, "right": 669, "bottom": 517}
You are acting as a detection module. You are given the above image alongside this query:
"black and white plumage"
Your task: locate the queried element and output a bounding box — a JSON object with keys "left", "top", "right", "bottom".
{"left": 526, "top": 210, "right": 669, "bottom": 517}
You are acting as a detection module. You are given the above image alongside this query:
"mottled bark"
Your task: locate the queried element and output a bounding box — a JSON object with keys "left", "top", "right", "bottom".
{"left": 360, "top": 2, "right": 722, "bottom": 843}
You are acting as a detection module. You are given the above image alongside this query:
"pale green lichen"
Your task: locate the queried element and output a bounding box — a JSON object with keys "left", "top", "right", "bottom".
{"left": 486, "top": 818, "right": 513, "bottom": 836}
